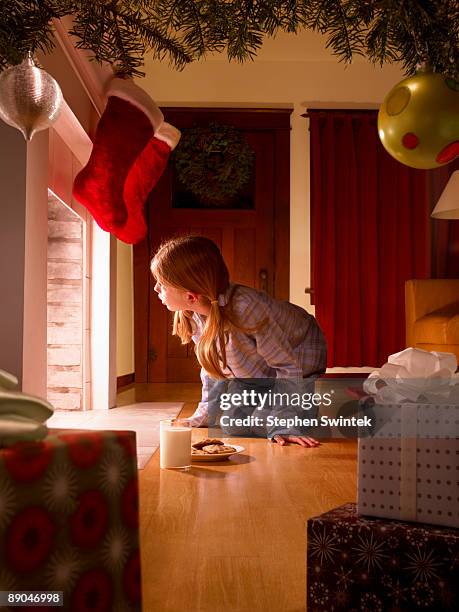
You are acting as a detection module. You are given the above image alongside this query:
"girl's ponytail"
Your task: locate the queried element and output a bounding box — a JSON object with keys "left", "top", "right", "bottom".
{"left": 196, "top": 299, "right": 228, "bottom": 379}
{"left": 195, "top": 290, "right": 266, "bottom": 380}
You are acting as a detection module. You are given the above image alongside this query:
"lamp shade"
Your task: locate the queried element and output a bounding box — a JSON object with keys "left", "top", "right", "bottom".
{"left": 431, "top": 170, "right": 459, "bottom": 219}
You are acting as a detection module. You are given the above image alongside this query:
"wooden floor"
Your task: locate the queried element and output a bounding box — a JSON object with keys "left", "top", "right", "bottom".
{"left": 123, "top": 383, "right": 357, "bottom": 612}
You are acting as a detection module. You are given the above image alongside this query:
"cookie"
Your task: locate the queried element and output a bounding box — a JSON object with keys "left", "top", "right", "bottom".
{"left": 192, "top": 438, "right": 224, "bottom": 450}
{"left": 201, "top": 444, "right": 224, "bottom": 454}
{"left": 202, "top": 444, "right": 236, "bottom": 454}
{"left": 218, "top": 445, "right": 236, "bottom": 453}
{"left": 191, "top": 448, "right": 207, "bottom": 455}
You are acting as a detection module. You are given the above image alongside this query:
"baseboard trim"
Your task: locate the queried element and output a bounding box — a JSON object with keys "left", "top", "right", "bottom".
{"left": 322, "top": 373, "right": 368, "bottom": 378}
{"left": 117, "top": 373, "right": 135, "bottom": 390}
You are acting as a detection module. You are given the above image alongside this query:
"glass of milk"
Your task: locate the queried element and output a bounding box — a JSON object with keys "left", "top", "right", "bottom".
{"left": 160, "top": 418, "right": 192, "bottom": 470}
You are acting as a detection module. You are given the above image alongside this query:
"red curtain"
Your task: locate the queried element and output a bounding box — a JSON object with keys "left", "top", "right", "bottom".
{"left": 309, "top": 110, "right": 431, "bottom": 368}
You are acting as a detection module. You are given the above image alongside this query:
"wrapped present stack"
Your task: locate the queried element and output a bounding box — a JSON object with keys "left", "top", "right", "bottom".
{"left": 0, "top": 369, "right": 142, "bottom": 610}
{"left": 357, "top": 348, "right": 459, "bottom": 528}
{"left": 307, "top": 503, "right": 459, "bottom": 612}
{"left": 307, "top": 349, "right": 458, "bottom": 610}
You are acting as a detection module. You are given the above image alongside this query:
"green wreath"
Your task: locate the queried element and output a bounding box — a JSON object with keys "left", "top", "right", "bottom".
{"left": 173, "top": 123, "right": 254, "bottom": 206}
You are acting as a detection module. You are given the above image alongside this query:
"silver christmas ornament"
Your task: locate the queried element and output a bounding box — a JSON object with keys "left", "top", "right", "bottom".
{"left": 0, "top": 53, "right": 63, "bottom": 141}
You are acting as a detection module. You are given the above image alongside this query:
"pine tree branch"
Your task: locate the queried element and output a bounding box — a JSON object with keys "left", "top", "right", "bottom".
{"left": 69, "top": 1, "right": 192, "bottom": 76}
{"left": 0, "top": 1, "right": 457, "bottom": 79}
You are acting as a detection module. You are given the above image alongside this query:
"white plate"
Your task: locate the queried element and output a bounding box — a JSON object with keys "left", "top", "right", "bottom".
{"left": 191, "top": 444, "right": 245, "bottom": 462}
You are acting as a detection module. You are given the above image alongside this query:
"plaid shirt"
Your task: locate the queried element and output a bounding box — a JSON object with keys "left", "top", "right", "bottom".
{"left": 189, "top": 283, "right": 327, "bottom": 426}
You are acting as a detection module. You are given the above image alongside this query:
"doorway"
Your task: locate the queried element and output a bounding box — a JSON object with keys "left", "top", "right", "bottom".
{"left": 134, "top": 108, "right": 291, "bottom": 382}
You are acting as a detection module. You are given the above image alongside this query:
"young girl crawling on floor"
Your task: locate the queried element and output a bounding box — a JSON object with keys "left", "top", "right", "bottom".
{"left": 150, "top": 235, "right": 327, "bottom": 448}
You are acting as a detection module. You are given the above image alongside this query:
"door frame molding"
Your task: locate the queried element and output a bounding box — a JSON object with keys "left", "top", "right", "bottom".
{"left": 133, "top": 107, "right": 292, "bottom": 383}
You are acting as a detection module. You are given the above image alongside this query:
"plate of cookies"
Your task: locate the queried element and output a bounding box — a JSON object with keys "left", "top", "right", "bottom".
{"left": 191, "top": 438, "right": 244, "bottom": 461}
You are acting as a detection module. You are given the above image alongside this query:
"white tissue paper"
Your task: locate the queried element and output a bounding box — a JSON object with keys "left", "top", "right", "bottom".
{"left": 358, "top": 348, "right": 459, "bottom": 528}
{"left": 0, "top": 368, "right": 54, "bottom": 446}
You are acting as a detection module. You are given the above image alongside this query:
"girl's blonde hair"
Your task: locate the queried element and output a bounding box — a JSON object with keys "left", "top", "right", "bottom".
{"left": 150, "top": 235, "right": 265, "bottom": 379}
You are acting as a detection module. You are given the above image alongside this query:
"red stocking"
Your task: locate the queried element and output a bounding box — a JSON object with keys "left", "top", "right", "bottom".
{"left": 72, "top": 78, "right": 180, "bottom": 243}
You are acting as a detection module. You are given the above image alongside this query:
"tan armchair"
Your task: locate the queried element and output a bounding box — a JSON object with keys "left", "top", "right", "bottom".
{"left": 405, "top": 279, "right": 459, "bottom": 361}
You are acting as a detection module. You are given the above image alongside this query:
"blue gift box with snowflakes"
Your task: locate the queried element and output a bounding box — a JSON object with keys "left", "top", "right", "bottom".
{"left": 0, "top": 429, "right": 141, "bottom": 611}
{"left": 307, "top": 503, "right": 458, "bottom": 612}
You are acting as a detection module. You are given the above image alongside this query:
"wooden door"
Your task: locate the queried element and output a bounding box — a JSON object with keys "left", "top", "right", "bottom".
{"left": 134, "top": 109, "right": 291, "bottom": 382}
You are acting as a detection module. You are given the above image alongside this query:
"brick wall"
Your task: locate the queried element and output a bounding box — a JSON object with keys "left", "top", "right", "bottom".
{"left": 47, "top": 195, "right": 83, "bottom": 409}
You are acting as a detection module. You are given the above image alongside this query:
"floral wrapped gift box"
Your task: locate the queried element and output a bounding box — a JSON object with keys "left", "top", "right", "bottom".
{"left": 0, "top": 429, "right": 142, "bottom": 611}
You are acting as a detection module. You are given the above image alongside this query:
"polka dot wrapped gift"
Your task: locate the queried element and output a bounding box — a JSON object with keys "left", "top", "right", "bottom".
{"left": 357, "top": 348, "right": 459, "bottom": 529}
{"left": 0, "top": 429, "right": 142, "bottom": 611}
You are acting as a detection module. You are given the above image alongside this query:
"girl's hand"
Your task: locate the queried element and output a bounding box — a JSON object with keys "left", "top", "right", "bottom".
{"left": 273, "top": 435, "right": 320, "bottom": 447}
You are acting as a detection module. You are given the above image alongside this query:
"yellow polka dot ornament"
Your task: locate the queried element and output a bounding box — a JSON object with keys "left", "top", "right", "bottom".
{"left": 378, "top": 67, "right": 459, "bottom": 170}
